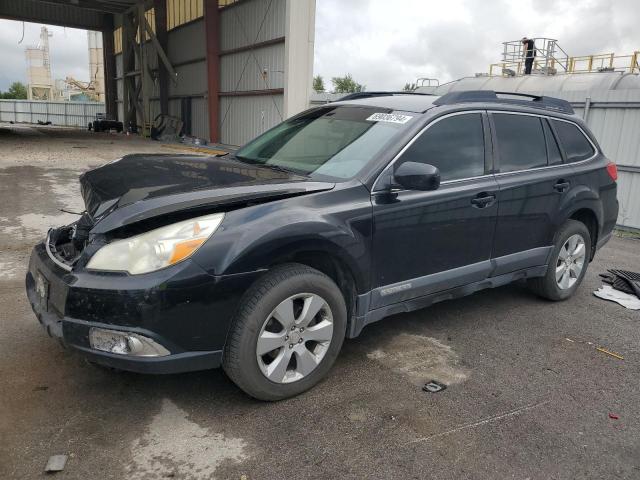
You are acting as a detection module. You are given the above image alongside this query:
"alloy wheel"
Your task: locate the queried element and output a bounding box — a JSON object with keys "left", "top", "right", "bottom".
{"left": 256, "top": 293, "right": 334, "bottom": 384}
{"left": 556, "top": 234, "right": 586, "bottom": 290}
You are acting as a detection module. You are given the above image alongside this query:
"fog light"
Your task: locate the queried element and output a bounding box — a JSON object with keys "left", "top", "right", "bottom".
{"left": 89, "top": 328, "right": 170, "bottom": 357}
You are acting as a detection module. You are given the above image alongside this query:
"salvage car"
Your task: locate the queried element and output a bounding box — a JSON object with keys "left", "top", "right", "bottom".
{"left": 26, "top": 90, "right": 618, "bottom": 400}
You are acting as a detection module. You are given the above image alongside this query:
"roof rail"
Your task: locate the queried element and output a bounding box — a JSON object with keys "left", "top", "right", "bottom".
{"left": 339, "top": 91, "right": 436, "bottom": 101}
{"left": 433, "top": 90, "right": 574, "bottom": 114}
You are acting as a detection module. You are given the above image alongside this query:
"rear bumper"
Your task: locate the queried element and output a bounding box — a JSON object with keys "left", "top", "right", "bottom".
{"left": 26, "top": 241, "right": 261, "bottom": 374}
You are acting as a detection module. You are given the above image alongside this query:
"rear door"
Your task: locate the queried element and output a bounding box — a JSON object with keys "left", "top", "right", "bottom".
{"left": 490, "top": 112, "right": 574, "bottom": 274}
{"left": 371, "top": 112, "right": 499, "bottom": 309}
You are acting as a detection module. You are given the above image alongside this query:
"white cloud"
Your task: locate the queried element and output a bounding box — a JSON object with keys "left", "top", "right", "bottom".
{"left": 314, "top": 0, "right": 640, "bottom": 91}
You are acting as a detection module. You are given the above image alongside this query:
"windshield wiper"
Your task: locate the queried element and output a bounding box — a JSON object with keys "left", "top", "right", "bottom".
{"left": 259, "top": 163, "right": 309, "bottom": 177}
{"left": 234, "top": 156, "right": 308, "bottom": 177}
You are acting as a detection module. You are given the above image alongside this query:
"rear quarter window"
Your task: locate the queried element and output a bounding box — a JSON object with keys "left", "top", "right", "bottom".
{"left": 551, "top": 120, "right": 595, "bottom": 162}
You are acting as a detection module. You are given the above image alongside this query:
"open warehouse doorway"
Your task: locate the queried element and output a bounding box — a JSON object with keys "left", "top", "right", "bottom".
{"left": 0, "top": 0, "right": 316, "bottom": 146}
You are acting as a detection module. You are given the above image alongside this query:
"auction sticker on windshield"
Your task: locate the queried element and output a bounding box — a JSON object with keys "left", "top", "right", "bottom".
{"left": 366, "top": 113, "right": 413, "bottom": 124}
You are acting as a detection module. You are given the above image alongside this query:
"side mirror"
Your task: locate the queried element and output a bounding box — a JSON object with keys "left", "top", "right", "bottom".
{"left": 393, "top": 162, "right": 441, "bottom": 191}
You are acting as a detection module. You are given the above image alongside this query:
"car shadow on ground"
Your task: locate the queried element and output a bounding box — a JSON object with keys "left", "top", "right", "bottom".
{"left": 88, "top": 280, "right": 539, "bottom": 404}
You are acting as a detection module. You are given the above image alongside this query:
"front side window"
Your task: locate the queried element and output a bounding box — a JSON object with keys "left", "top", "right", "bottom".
{"left": 552, "top": 120, "right": 595, "bottom": 162}
{"left": 234, "top": 106, "right": 414, "bottom": 181}
{"left": 398, "top": 113, "right": 485, "bottom": 182}
{"left": 494, "top": 114, "right": 547, "bottom": 173}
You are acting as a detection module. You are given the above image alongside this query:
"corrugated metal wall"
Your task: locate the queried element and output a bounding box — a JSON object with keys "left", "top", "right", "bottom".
{"left": 220, "top": 43, "right": 285, "bottom": 91}
{"left": 220, "top": 0, "right": 285, "bottom": 49}
{"left": 113, "top": 18, "right": 207, "bottom": 138}
{"left": 219, "top": 0, "right": 286, "bottom": 145}
{"left": 220, "top": 94, "right": 283, "bottom": 146}
{"left": 0, "top": 100, "right": 104, "bottom": 127}
{"left": 564, "top": 90, "right": 640, "bottom": 230}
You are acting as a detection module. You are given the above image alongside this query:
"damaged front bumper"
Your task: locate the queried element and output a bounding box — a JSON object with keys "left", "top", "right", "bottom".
{"left": 25, "top": 240, "right": 261, "bottom": 374}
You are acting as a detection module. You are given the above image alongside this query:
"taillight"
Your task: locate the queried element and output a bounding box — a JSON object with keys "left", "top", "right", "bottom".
{"left": 606, "top": 161, "right": 618, "bottom": 181}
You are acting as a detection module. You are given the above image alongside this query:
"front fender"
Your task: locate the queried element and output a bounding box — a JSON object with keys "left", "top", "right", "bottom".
{"left": 192, "top": 185, "right": 374, "bottom": 293}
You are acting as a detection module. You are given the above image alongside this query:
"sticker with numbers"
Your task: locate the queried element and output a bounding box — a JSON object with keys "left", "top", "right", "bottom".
{"left": 366, "top": 113, "right": 413, "bottom": 124}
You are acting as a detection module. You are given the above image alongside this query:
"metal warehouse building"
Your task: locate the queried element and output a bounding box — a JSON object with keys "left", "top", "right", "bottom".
{"left": 0, "top": 0, "right": 315, "bottom": 146}
{"left": 418, "top": 72, "right": 640, "bottom": 231}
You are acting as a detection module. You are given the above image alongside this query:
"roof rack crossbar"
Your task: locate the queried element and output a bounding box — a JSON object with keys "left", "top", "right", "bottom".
{"left": 433, "top": 90, "right": 574, "bottom": 114}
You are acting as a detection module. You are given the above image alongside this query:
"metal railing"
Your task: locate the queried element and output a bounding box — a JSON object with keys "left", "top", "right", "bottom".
{"left": 489, "top": 38, "right": 640, "bottom": 76}
{"left": 416, "top": 78, "right": 439, "bottom": 87}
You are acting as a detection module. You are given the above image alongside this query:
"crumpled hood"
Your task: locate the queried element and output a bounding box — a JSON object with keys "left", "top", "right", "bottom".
{"left": 80, "top": 154, "right": 334, "bottom": 234}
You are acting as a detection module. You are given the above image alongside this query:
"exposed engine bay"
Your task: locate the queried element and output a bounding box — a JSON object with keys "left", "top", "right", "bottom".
{"left": 47, "top": 213, "right": 94, "bottom": 267}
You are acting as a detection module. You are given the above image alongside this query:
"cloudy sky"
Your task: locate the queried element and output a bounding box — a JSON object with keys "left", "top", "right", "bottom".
{"left": 0, "top": 23, "right": 89, "bottom": 91}
{"left": 314, "top": 0, "right": 639, "bottom": 90}
{"left": 0, "top": 0, "right": 638, "bottom": 92}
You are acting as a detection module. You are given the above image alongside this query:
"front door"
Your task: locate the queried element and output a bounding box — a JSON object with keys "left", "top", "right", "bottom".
{"left": 371, "top": 112, "right": 498, "bottom": 309}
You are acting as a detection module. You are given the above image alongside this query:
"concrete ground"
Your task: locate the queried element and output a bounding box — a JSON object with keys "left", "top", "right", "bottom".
{"left": 1, "top": 124, "right": 639, "bottom": 479}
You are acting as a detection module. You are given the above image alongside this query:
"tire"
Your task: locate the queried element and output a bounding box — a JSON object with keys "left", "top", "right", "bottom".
{"left": 528, "top": 219, "right": 591, "bottom": 301}
{"left": 223, "top": 263, "right": 347, "bottom": 401}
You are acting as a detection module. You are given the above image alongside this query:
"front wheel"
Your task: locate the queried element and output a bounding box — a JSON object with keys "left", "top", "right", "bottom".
{"left": 528, "top": 219, "right": 591, "bottom": 301}
{"left": 223, "top": 264, "right": 347, "bottom": 401}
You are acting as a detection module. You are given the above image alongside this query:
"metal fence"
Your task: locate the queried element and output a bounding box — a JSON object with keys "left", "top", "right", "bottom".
{"left": 0, "top": 99, "right": 105, "bottom": 127}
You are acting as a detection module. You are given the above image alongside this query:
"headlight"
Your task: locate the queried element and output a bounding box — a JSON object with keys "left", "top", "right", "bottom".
{"left": 86, "top": 213, "right": 224, "bottom": 274}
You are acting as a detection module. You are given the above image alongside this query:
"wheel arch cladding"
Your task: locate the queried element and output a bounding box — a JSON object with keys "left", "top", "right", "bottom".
{"left": 557, "top": 184, "right": 602, "bottom": 246}
{"left": 568, "top": 208, "right": 599, "bottom": 259}
{"left": 283, "top": 251, "right": 359, "bottom": 326}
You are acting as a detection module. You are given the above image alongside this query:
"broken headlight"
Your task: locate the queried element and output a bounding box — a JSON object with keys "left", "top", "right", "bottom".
{"left": 86, "top": 213, "right": 224, "bottom": 274}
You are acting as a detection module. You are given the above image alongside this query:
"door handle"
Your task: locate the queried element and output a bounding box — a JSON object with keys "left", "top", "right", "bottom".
{"left": 554, "top": 180, "right": 570, "bottom": 193}
{"left": 471, "top": 194, "right": 496, "bottom": 208}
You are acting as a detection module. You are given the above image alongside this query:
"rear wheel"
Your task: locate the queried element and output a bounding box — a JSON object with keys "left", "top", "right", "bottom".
{"left": 528, "top": 219, "right": 591, "bottom": 301}
{"left": 223, "top": 264, "right": 347, "bottom": 401}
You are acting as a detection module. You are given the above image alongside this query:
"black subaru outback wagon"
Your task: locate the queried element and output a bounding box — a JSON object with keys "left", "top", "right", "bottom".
{"left": 26, "top": 91, "right": 618, "bottom": 400}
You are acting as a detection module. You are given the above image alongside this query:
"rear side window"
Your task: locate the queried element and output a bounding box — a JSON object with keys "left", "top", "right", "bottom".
{"left": 543, "top": 119, "right": 563, "bottom": 166}
{"left": 399, "top": 113, "right": 485, "bottom": 182}
{"left": 552, "top": 120, "right": 595, "bottom": 162}
{"left": 493, "top": 114, "right": 547, "bottom": 172}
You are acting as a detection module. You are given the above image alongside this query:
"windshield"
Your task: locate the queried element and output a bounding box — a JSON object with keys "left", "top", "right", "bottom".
{"left": 234, "top": 106, "right": 415, "bottom": 181}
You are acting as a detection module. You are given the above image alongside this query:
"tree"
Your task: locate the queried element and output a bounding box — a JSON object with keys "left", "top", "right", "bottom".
{"left": 312, "top": 75, "right": 325, "bottom": 93}
{"left": 331, "top": 74, "right": 365, "bottom": 94}
{"left": 0, "top": 82, "right": 28, "bottom": 99}
{"left": 402, "top": 83, "right": 416, "bottom": 92}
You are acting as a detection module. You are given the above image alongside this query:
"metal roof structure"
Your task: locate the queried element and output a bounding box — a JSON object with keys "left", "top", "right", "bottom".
{"left": 416, "top": 72, "right": 640, "bottom": 96}
{"left": 0, "top": 0, "right": 139, "bottom": 30}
